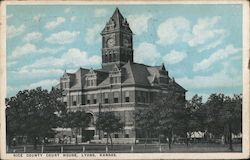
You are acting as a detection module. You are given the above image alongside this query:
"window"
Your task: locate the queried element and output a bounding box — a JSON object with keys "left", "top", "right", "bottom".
{"left": 125, "top": 134, "right": 129, "bottom": 138}
{"left": 104, "top": 93, "right": 109, "bottom": 104}
{"left": 114, "top": 98, "right": 118, "bottom": 103}
{"left": 142, "top": 92, "right": 146, "bottom": 103}
{"left": 105, "top": 99, "right": 109, "bottom": 104}
{"left": 72, "top": 96, "right": 77, "bottom": 106}
{"left": 82, "top": 95, "right": 85, "bottom": 105}
{"left": 114, "top": 92, "right": 119, "bottom": 103}
{"left": 93, "top": 94, "right": 97, "bottom": 104}
{"left": 114, "top": 77, "right": 117, "bottom": 83}
{"left": 115, "top": 134, "right": 119, "bottom": 138}
{"left": 109, "top": 54, "right": 111, "bottom": 62}
{"left": 87, "top": 95, "right": 91, "bottom": 104}
{"left": 137, "top": 91, "right": 141, "bottom": 102}
{"left": 125, "top": 91, "right": 130, "bottom": 102}
{"left": 110, "top": 77, "right": 113, "bottom": 84}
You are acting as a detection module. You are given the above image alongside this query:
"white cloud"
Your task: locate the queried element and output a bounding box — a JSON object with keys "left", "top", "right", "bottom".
{"left": 127, "top": 14, "right": 152, "bottom": 35}
{"left": 7, "top": 24, "right": 26, "bottom": 39}
{"left": 11, "top": 68, "right": 64, "bottom": 78}
{"left": 33, "top": 14, "right": 44, "bottom": 23}
{"left": 70, "top": 16, "right": 76, "bottom": 22}
{"left": 197, "top": 34, "right": 226, "bottom": 53}
{"left": 64, "top": 8, "right": 71, "bottom": 14}
{"left": 28, "top": 79, "right": 59, "bottom": 89}
{"left": 45, "top": 31, "right": 80, "bottom": 44}
{"left": 186, "top": 92, "right": 210, "bottom": 102}
{"left": 157, "top": 16, "right": 227, "bottom": 52}
{"left": 177, "top": 62, "right": 242, "bottom": 89}
{"left": 11, "top": 43, "right": 64, "bottom": 59}
{"left": 85, "top": 24, "right": 103, "bottom": 45}
{"left": 193, "top": 44, "right": 241, "bottom": 71}
{"left": 23, "top": 32, "right": 43, "bottom": 42}
{"left": 184, "top": 16, "right": 226, "bottom": 47}
{"left": 94, "top": 9, "right": 109, "bottom": 17}
{"left": 45, "top": 17, "right": 65, "bottom": 29}
{"left": 163, "top": 50, "right": 187, "bottom": 64}
{"left": 7, "top": 14, "right": 13, "bottom": 19}
{"left": 7, "top": 61, "right": 17, "bottom": 67}
{"left": 22, "top": 48, "right": 101, "bottom": 69}
{"left": 157, "top": 17, "right": 190, "bottom": 45}
{"left": 134, "top": 42, "right": 160, "bottom": 65}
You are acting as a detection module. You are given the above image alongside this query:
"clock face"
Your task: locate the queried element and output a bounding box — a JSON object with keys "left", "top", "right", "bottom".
{"left": 107, "top": 38, "right": 115, "bottom": 47}
{"left": 123, "top": 39, "right": 129, "bottom": 47}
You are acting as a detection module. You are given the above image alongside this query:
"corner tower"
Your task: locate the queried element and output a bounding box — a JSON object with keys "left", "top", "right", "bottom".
{"left": 101, "top": 8, "right": 133, "bottom": 68}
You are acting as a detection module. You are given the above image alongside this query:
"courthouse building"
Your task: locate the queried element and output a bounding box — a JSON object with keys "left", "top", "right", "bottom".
{"left": 58, "top": 8, "right": 186, "bottom": 143}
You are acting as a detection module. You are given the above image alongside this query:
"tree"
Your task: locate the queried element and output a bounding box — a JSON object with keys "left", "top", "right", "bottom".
{"left": 66, "top": 111, "right": 91, "bottom": 144}
{"left": 221, "top": 94, "right": 242, "bottom": 151}
{"left": 205, "top": 93, "right": 225, "bottom": 138}
{"left": 154, "top": 90, "right": 185, "bottom": 149}
{"left": 5, "top": 87, "right": 65, "bottom": 149}
{"left": 135, "top": 108, "right": 156, "bottom": 145}
{"left": 205, "top": 93, "right": 242, "bottom": 151}
{"left": 181, "top": 94, "right": 206, "bottom": 146}
{"left": 96, "top": 112, "right": 124, "bottom": 148}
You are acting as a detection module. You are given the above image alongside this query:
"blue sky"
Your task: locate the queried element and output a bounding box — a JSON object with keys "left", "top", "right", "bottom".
{"left": 6, "top": 4, "right": 242, "bottom": 101}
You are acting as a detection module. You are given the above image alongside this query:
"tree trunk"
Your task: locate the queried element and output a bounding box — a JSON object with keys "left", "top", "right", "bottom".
{"left": 144, "top": 132, "right": 148, "bottom": 148}
{"left": 106, "top": 133, "right": 109, "bottom": 146}
{"left": 228, "top": 123, "right": 233, "bottom": 151}
{"left": 75, "top": 128, "right": 78, "bottom": 144}
{"left": 109, "top": 134, "right": 113, "bottom": 149}
{"left": 33, "top": 137, "right": 37, "bottom": 150}
{"left": 186, "top": 132, "right": 189, "bottom": 147}
{"left": 168, "top": 131, "right": 172, "bottom": 150}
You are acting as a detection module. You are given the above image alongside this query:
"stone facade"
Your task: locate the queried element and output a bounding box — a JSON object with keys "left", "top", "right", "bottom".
{"left": 58, "top": 8, "right": 186, "bottom": 143}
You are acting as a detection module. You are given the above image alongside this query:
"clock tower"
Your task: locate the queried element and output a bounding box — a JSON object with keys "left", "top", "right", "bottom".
{"left": 101, "top": 8, "right": 133, "bottom": 68}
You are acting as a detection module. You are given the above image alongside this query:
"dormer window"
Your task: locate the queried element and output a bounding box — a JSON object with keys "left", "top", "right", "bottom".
{"left": 109, "top": 65, "right": 122, "bottom": 84}
{"left": 86, "top": 69, "right": 97, "bottom": 87}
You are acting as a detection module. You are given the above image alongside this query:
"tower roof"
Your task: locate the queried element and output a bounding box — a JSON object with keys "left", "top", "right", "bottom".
{"left": 101, "top": 8, "right": 132, "bottom": 34}
{"left": 111, "top": 8, "right": 124, "bottom": 28}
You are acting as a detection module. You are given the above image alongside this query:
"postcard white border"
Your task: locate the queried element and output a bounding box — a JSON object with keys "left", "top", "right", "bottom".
{"left": 0, "top": 0, "right": 249, "bottom": 159}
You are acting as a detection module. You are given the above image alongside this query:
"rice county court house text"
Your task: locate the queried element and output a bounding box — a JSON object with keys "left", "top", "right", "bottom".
{"left": 57, "top": 8, "right": 186, "bottom": 143}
